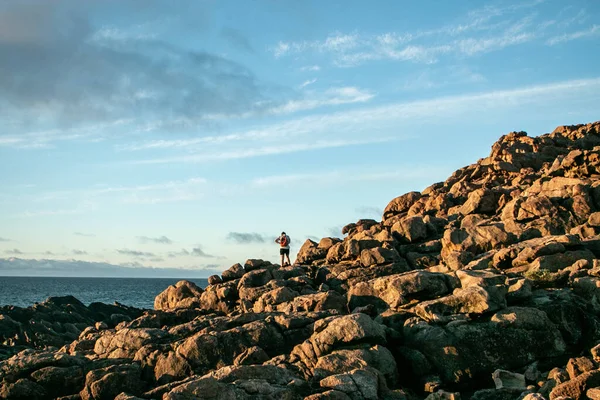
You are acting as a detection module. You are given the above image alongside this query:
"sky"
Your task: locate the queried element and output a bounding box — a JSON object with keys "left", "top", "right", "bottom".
{"left": 1, "top": 0, "right": 599, "bottom": 277}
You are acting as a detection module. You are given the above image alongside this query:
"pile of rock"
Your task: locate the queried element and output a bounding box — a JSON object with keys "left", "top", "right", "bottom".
{"left": 3, "top": 121, "right": 600, "bottom": 399}
{"left": 0, "top": 296, "right": 142, "bottom": 358}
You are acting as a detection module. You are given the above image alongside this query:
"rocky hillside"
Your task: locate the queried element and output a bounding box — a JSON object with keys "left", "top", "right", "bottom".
{"left": 3, "top": 121, "right": 600, "bottom": 400}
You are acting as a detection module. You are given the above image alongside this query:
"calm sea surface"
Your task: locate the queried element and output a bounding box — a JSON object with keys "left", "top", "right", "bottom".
{"left": 0, "top": 276, "right": 209, "bottom": 309}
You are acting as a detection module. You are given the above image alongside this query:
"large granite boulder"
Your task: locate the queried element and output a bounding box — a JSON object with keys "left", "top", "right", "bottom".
{"left": 154, "top": 281, "right": 204, "bottom": 311}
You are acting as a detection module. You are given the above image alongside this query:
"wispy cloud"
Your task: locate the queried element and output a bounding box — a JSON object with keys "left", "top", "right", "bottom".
{"left": 8, "top": 77, "right": 600, "bottom": 217}
{"left": 74, "top": 232, "right": 96, "bottom": 237}
{"left": 299, "top": 78, "right": 317, "bottom": 88}
{"left": 119, "top": 77, "right": 600, "bottom": 165}
{"left": 167, "top": 246, "right": 218, "bottom": 258}
{"left": 0, "top": 237, "right": 10, "bottom": 242}
{"left": 327, "top": 226, "right": 343, "bottom": 237}
{"left": 356, "top": 206, "right": 383, "bottom": 218}
{"left": 547, "top": 24, "right": 599, "bottom": 45}
{"left": 35, "top": 178, "right": 207, "bottom": 205}
{"left": 273, "top": 25, "right": 535, "bottom": 66}
{"left": 92, "top": 25, "right": 157, "bottom": 42}
{"left": 271, "top": 2, "right": 593, "bottom": 67}
{"left": 227, "top": 232, "right": 267, "bottom": 244}
{"left": 402, "top": 65, "right": 486, "bottom": 91}
{"left": 0, "top": 119, "right": 134, "bottom": 149}
{"left": 5, "top": 249, "right": 23, "bottom": 255}
{"left": 300, "top": 65, "right": 321, "bottom": 72}
{"left": 268, "top": 86, "right": 374, "bottom": 114}
{"left": 167, "top": 249, "right": 189, "bottom": 258}
{"left": 190, "top": 246, "right": 217, "bottom": 258}
{"left": 18, "top": 203, "right": 97, "bottom": 218}
{"left": 117, "top": 249, "right": 156, "bottom": 257}
{"left": 72, "top": 249, "right": 88, "bottom": 255}
{"left": 273, "top": 32, "right": 361, "bottom": 58}
{"left": 137, "top": 235, "right": 173, "bottom": 245}
{"left": 130, "top": 138, "right": 394, "bottom": 165}
{"left": 1, "top": 81, "right": 373, "bottom": 150}
{"left": 250, "top": 167, "right": 459, "bottom": 188}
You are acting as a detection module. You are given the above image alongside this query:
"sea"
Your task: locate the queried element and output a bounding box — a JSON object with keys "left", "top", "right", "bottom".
{"left": 0, "top": 276, "right": 209, "bottom": 309}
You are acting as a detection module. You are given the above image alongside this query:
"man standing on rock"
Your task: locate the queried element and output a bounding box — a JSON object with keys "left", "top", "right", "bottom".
{"left": 275, "top": 231, "right": 291, "bottom": 266}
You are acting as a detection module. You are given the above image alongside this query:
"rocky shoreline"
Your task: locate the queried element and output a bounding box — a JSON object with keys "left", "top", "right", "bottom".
{"left": 3, "top": 121, "right": 600, "bottom": 399}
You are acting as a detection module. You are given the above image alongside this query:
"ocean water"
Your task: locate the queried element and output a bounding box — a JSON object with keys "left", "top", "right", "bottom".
{"left": 0, "top": 276, "right": 209, "bottom": 309}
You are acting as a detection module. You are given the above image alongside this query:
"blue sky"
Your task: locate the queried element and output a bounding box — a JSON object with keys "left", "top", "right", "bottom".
{"left": 1, "top": 0, "right": 599, "bottom": 277}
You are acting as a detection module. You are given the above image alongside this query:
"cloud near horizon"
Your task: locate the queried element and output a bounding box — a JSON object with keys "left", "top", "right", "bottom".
{"left": 137, "top": 235, "right": 173, "bottom": 245}
{"left": 167, "top": 246, "right": 219, "bottom": 259}
{"left": 74, "top": 232, "right": 96, "bottom": 237}
{"left": 117, "top": 249, "right": 156, "bottom": 258}
{"left": 4, "top": 249, "right": 23, "bottom": 255}
{"left": 0, "top": 257, "right": 219, "bottom": 278}
{"left": 355, "top": 206, "right": 383, "bottom": 218}
{"left": 326, "top": 226, "right": 344, "bottom": 238}
{"left": 226, "top": 232, "right": 267, "bottom": 244}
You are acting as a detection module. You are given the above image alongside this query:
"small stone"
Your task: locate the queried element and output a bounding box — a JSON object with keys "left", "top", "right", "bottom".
{"left": 208, "top": 275, "right": 222, "bottom": 285}
{"left": 492, "top": 369, "right": 526, "bottom": 390}
{"left": 565, "top": 356, "right": 595, "bottom": 379}
{"left": 587, "top": 387, "right": 600, "bottom": 400}
{"left": 95, "top": 321, "right": 108, "bottom": 330}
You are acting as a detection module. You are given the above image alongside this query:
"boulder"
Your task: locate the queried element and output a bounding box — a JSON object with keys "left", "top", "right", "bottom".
{"left": 550, "top": 369, "right": 600, "bottom": 400}
{"left": 313, "top": 345, "right": 397, "bottom": 385}
{"left": 347, "top": 271, "right": 453, "bottom": 313}
{"left": 164, "top": 365, "right": 307, "bottom": 399}
{"left": 391, "top": 216, "right": 428, "bottom": 243}
{"left": 304, "top": 390, "right": 353, "bottom": 399}
{"left": 415, "top": 285, "right": 507, "bottom": 322}
{"left": 442, "top": 223, "right": 516, "bottom": 260}
{"left": 197, "top": 282, "right": 238, "bottom": 314}
{"left": 208, "top": 275, "right": 222, "bottom": 285}
{"left": 319, "top": 368, "right": 384, "bottom": 400}
{"left": 565, "top": 356, "right": 595, "bottom": 379}
{"left": 405, "top": 307, "right": 566, "bottom": 385}
{"left": 297, "top": 239, "right": 328, "bottom": 265}
{"left": 290, "top": 314, "right": 386, "bottom": 375}
{"left": 253, "top": 287, "right": 299, "bottom": 313}
{"left": 221, "top": 263, "right": 245, "bottom": 281}
{"left": 459, "top": 189, "right": 498, "bottom": 215}
{"left": 588, "top": 388, "right": 600, "bottom": 400}
{"left": 30, "top": 365, "right": 85, "bottom": 398}
{"left": 154, "top": 280, "right": 203, "bottom": 311}
{"left": 527, "top": 250, "right": 596, "bottom": 273}
{"left": 0, "top": 378, "right": 46, "bottom": 400}
{"left": 238, "top": 268, "right": 273, "bottom": 290}
{"left": 455, "top": 269, "right": 507, "bottom": 288}
{"left": 383, "top": 191, "right": 422, "bottom": 221}
{"left": 275, "top": 291, "right": 347, "bottom": 314}
{"left": 244, "top": 259, "right": 272, "bottom": 272}
{"left": 94, "top": 328, "right": 169, "bottom": 359}
{"left": 360, "top": 247, "right": 401, "bottom": 267}
{"left": 176, "top": 319, "right": 285, "bottom": 374}
{"left": 233, "top": 346, "right": 270, "bottom": 366}
{"left": 80, "top": 363, "right": 146, "bottom": 400}
{"left": 491, "top": 369, "right": 526, "bottom": 390}
{"left": 141, "top": 350, "right": 192, "bottom": 385}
